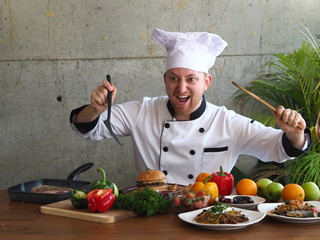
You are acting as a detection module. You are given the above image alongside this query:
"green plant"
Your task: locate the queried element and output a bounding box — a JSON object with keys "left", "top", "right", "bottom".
{"left": 233, "top": 26, "right": 320, "bottom": 185}
{"left": 250, "top": 161, "right": 293, "bottom": 185}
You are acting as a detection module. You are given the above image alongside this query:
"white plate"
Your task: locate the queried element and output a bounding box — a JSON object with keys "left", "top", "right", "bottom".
{"left": 178, "top": 206, "right": 266, "bottom": 230}
{"left": 217, "top": 195, "right": 265, "bottom": 209}
{"left": 257, "top": 201, "right": 320, "bottom": 223}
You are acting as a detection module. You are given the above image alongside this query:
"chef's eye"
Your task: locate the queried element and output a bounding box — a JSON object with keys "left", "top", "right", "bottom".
{"left": 170, "top": 76, "right": 178, "bottom": 82}
{"left": 188, "top": 77, "right": 197, "bottom": 82}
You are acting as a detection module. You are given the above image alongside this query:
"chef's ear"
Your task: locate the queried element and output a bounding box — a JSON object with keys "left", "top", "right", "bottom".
{"left": 163, "top": 72, "right": 167, "bottom": 84}
{"left": 204, "top": 73, "right": 212, "bottom": 89}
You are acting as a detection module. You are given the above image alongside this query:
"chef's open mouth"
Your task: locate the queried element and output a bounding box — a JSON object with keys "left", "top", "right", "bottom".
{"left": 177, "top": 96, "right": 190, "bottom": 103}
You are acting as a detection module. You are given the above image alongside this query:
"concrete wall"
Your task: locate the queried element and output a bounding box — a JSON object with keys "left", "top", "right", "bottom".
{"left": 1, "top": 0, "right": 319, "bottom": 189}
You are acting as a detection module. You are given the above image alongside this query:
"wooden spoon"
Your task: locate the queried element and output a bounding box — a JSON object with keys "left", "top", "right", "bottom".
{"left": 232, "top": 81, "right": 303, "bottom": 129}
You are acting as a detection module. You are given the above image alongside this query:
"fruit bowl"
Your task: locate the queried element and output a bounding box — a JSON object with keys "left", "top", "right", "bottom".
{"left": 171, "top": 193, "right": 211, "bottom": 213}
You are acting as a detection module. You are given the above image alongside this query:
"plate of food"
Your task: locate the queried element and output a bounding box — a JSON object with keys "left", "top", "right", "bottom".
{"left": 178, "top": 202, "right": 266, "bottom": 230}
{"left": 257, "top": 200, "right": 320, "bottom": 223}
{"left": 216, "top": 195, "right": 265, "bottom": 209}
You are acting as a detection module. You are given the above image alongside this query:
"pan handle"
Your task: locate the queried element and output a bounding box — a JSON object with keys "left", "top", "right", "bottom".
{"left": 67, "top": 162, "right": 94, "bottom": 180}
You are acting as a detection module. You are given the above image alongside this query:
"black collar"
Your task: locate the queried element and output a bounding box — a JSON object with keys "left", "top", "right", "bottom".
{"left": 167, "top": 96, "right": 206, "bottom": 120}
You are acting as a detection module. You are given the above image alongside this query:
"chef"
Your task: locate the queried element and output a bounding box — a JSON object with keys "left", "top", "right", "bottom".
{"left": 70, "top": 28, "right": 311, "bottom": 185}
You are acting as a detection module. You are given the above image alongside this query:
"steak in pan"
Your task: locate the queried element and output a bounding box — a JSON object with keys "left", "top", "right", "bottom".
{"left": 31, "top": 185, "right": 72, "bottom": 194}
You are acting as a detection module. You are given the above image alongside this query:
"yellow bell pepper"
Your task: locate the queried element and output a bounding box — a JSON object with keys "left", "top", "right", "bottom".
{"left": 203, "top": 181, "right": 219, "bottom": 203}
{"left": 192, "top": 175, "right": 219, "bottom": 203}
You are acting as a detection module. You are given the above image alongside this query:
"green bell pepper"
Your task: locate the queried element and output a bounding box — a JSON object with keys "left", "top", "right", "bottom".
{"left": 71, "top": 189, "right": 87, "bottom": 209}
{"left": 91, "top": 167, "right": 119, "bottom": 197}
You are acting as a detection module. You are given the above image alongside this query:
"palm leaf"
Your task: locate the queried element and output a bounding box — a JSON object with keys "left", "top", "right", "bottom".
{"left": 290, "top": 151, "right": 320, "bottom": 185}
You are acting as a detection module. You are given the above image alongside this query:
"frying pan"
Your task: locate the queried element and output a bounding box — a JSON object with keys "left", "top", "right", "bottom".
{"left": 7, "top": 162, "right": 94, "bottom": 204}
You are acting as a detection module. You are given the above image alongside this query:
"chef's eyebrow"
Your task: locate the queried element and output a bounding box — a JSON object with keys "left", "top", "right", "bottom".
{"left": 167, "top": 72, "right": 199, "bottom": 78}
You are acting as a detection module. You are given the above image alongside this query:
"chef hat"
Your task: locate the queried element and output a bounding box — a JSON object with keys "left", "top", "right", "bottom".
{"left": 152, "top": 28, "right": 228, "bottom": 74}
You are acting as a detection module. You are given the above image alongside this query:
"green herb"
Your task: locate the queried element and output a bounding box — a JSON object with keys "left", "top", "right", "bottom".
{"left": 209, "top": 202, "right": 230, "bottom": 214}
{"left": 115, "top": 187, "right": 170, "bottom": 216}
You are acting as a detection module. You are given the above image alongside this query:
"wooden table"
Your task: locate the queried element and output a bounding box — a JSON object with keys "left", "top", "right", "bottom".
{"left": 1, "top": 190, "right": 319, "bottom": 240}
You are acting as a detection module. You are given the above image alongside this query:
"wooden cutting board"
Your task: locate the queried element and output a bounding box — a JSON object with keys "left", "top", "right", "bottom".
{"left": 41, "top": 199, "right": 136, "bottom": 223}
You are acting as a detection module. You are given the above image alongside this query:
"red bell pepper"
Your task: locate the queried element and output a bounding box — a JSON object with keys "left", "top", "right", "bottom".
{"left": 86, "top": 189, "right": 115, "bottom": 213}
{"left": 210, "top": 166, "right": 234, "bottom": 196}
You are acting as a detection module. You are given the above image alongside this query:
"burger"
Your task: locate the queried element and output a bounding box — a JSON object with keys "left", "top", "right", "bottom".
{"left": 136, "top": 169, "right": 167, "bottom": 187}
{"left": 133, "top": 168, "right": 183, "bottom": 200}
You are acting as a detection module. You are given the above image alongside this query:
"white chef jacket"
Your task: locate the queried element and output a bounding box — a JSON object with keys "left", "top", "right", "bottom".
{"left": 70, "top": 96, "right": 309, "bottom": 186}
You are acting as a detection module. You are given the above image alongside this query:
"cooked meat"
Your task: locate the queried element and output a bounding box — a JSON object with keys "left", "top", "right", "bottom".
{"left": 268, "top": 201, "right": 320, "bottom": 218}
{"left": 31, "top": 185, "right": 72, "bottom": 194}
{"left": 194, "top": 209, "right": 249, "bottom": 224}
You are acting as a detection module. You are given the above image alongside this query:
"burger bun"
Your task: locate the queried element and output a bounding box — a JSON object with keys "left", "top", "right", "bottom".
{"left": 136, "top": 169, "right": 166, "bottom": 187}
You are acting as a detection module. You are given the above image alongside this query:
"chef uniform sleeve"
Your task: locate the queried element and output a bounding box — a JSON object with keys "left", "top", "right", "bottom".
{"left": 282, "top": 128, "right": 312, "bottom": 157}
{"left": 69, "top": 105, "right": 99, "bottom": 134}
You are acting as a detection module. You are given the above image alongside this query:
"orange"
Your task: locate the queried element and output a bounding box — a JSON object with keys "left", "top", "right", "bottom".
{"left": 195, "top": 172, "right": 211, "bottom": 182}
{"left": 281, "top": 183, "right": 305, "bottom": 201}
{"left": 236, "top": 178, "right": 257, "bottom": 195}
{"left": 192, "top": 182, "right": 204, "bottom": 194}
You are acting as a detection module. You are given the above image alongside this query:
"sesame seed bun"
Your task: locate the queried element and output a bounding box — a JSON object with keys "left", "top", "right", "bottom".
{"left": 136, "top": 169, "right": 167, "bottom": 187}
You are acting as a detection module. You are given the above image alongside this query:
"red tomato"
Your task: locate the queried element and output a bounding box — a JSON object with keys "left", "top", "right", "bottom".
{"left": 172, "top": 197, "right": 180, "bottom": 207}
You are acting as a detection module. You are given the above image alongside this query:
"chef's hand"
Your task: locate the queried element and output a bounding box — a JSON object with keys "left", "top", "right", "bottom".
{"left": 273, "top": 105, "right": 306, "bottom": 150}
{"left": 73, "top": 80, "right": 117, "bottom": 123}
{"left": 90, "top": 80, "right": 117, "bottom": 113}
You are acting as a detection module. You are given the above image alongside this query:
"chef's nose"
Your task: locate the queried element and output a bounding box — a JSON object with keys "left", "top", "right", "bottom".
{"left": 177, "top": 79, "right": 187, "bottom": 93}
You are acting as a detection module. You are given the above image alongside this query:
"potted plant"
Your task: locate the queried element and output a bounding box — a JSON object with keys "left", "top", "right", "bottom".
{"left": 232, "top": 26, "right": 320, "bottom": 185}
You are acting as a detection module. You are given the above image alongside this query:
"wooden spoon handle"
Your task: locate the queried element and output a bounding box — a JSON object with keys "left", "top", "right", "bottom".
{"left": 232, "top": 81, "right": 276, "bottom": 111}
{"left": 232, "top": 81, "right": 303, "bottom": 129}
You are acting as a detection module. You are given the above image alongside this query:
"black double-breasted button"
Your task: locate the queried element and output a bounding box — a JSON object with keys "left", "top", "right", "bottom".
{"left": 165, "top": 123, "right": 170, "bottom": 128}
{"left": 188, "top": 174, "right": 193, "bottom": 179}
{"left": 189, "top": 150, "right": 195, "bottom": 155}
{"left": 199, "top": 127, "right": 205, "bottom": 133}
{"left": 163, "top": 170, "right": 168, "bottom": 175}
{"left": 163, "top": 146, "right": 168, "bottom": 152}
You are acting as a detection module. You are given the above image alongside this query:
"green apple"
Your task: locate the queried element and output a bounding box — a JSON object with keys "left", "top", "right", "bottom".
{"left": 266, "top": 182, "right": 284, "bottom": 202}
{"left": 256, "top": 178, "right": 273, "bottom": 198}
{"left": 301, "top": 182, "right": 320, "bottom": 201}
